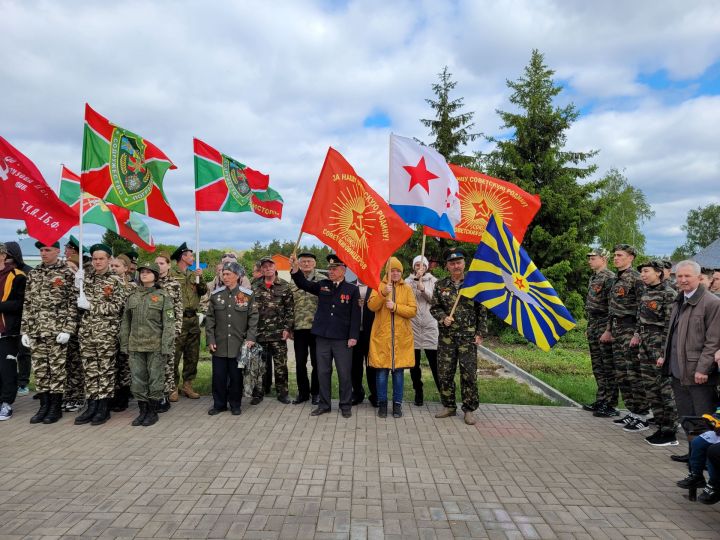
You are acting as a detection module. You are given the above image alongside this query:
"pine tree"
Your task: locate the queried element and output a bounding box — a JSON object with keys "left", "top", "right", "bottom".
{"left": 101, "top": 230, "right": 133, "bottom": 257}
{"left": 478, "top": 50, "right": 603, "bottom": 313}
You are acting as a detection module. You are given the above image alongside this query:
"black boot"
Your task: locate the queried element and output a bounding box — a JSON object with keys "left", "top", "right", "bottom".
{"left": 43, "top": 394, "right": 63, "bottom": 424}
{"left": 677, "top": 472, "right": 706, "bottom": 489}
{"left": 74, "top": 399, "right": 98, "bottom": 425}
{"left": 142, "top": 399, "right": 159, "bottom": 426}
{"left": 378, "top": 401, "right": 387, "bottom": 418}
{"left": 414, "top": 388, "right": 424, "bottom": 407}
{"left": 110, "top": 386, "right": 130, "bottom": 412}
{"left": 91, "top": 398, "right": 111, "bottom": 426}
{"left": 132, "top": 401, "right": 148, "bottom": 426}
{"left": 29, "top": 392, "right": 50, "bottom": 424}
{"left": 393, "top": 402, "right": 403, "bottom": 418}
{"left": 157, "top": 395, "right": 171, "bottom": 413}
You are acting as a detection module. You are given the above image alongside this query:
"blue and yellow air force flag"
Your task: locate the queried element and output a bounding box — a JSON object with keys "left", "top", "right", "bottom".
{"left": 460, "top": 213, "right": 576, "bottom": 351}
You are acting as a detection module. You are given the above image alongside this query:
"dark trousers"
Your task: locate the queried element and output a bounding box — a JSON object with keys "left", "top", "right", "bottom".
{"left": 316, "top": 337, "right": 352, "bottom": 412}
{"left": 352, "top": 329, "right": 371, "bottom": 401}
{"left": 16, "top": 342, "right": 31, "bottom": 388}
{"left": 671, "top": 377, "right": 719, "bottom": 421}
{"left": 413, "top": 349, "right": 439, "bottom": 395}
{"left": 708, "top": 443, "right": 720, "bottom": 485}
{"left": 262, "top": 349, "right": 273, "bottom": 394}
{"left": 366, "top": 365, "right": 377, "bottom": 401}
{"left": 293, "top": 329, "right": 318, "bottom": 398}
{"left": 212, "top": 356, "right": 243, "bottom": 410}
{"left": 0, "top": 336, "right": 19, "bottom": 405}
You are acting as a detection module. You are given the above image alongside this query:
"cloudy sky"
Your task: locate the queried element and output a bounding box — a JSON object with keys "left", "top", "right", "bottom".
{"left": 3, "top": 0, "right": 719, "bottom": 256}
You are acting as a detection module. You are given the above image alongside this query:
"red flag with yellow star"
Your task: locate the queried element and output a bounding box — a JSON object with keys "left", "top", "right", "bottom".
{"left": 424, "top": 164, "right": 541, "bottom": 243}
{"left": 301, "top": 148, "right": 413, "bottom": 290}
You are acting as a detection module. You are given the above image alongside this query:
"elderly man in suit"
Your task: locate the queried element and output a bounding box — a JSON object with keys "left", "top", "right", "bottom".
{"left": 660, "top": 260, "right": 720, "bottom": 460}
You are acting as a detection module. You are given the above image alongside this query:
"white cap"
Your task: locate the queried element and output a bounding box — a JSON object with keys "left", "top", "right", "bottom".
{"left": 412, "top": 255, "right": 429, "bottom": 268}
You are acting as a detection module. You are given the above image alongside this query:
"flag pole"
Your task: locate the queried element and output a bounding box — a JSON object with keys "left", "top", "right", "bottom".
{"left": 448, "top": 292, "right": 461, "bottom": 320}
{"left": 76, "top": 167, "right": 90, "bottom": 309}
{"left": 195, "top": 211, "right": 200, "bottom": 284}
{"left": 292, "top": 230, "right": 303, "bottom": 258}
{"left": 420, "top": 233, "right": 426, "bottom": 263}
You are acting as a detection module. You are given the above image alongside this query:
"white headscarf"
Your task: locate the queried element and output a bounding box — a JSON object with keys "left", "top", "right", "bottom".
{"left": 412, "top": 255, "right": 429, "bottom": 269}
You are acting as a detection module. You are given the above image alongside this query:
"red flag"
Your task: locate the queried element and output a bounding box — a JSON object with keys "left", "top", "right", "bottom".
{"left": 302, "top": 148, "right": 413, "bottom": 290}
{"left": 0, "top": 136, "right": 77, "bottom": 246}
{"left": 424, "top": 164, "right": 541, "bottom": 243}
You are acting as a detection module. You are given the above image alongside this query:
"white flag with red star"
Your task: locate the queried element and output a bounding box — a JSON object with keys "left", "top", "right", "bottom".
{"left": 388, "top": 133, "right": 460, "bottom": 236}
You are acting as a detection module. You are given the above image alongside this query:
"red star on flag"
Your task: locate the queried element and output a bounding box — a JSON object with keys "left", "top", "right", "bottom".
{"left": 404, "top": 157, "right": 438, "bottom": 194}
{"left": 514, "top": 276, "right": 526, "bottom": 290}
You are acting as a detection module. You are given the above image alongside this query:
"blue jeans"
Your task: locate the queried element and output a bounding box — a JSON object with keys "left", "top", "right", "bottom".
{"left": 376, "top": 368, "right": 404, "bottom": 404}
{"left": 690, "top": 436, "right": 718, "bottom": 479}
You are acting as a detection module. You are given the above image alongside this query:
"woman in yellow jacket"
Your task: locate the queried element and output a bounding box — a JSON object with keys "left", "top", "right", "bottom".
{"left": 368, "top": 257, "right": 417, "bottom": 418}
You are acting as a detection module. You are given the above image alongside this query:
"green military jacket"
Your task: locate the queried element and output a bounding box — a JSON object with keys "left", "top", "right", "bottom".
{"left": 252, "top": 276, "right": 294, "bottom": 342}
{"left": 291, "top": 269, "right": 320, "bottom": 331}
{"left": 206, "top": 285, "right": 259, "bottom": 358}
{"left": 21, "top": 260, "right": 78, "bottom": 338}
{"left": 607, "top": 267, "right": 644, "bottom": 332}
{"left": 430, "top": 276, "right": 487, "bottom": 338}
{"left": 586, "top": 268, "right": 615, "bottom": 319}
{"left": 120, "top": 286, "right": 175, "bottom": 354}
{"left": 170, "top": 266, "right": 207, "bottom": 313}
{"left": 636, "top": 281, "right": 677, "bottom": 334}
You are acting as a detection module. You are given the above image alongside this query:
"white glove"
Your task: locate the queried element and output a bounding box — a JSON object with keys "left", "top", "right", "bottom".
{"left": 74, "top": 267, "right": 85, "bottom": 289}
{"left": 198, "top": 313, "right": 205, "bottom": 326}
{"left": 21, "top": 334, "right": 32, "bottom": 348}
{"left": 77, "top": 294, "right": 90, "bottom": 310}
{"left": 56, "top": 332, "right": 70, "bottom": 345}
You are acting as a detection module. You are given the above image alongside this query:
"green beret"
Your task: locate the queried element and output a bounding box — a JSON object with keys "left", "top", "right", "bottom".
{"left": 35, "top": 241, "right": 60, "bottom": 249}
{"left": 89, "top": 243, "right": 112, "bottom": 256}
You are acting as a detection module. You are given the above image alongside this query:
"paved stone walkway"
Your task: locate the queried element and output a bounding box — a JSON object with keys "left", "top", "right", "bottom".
{"left": 1, "top": 395, "right": 718, "bottom": 539}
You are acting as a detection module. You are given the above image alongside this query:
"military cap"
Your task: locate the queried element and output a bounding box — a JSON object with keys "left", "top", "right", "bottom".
{"left": 662, "top": 259, "right": 673, "bottom": 270}
{"left": 89, "top": 243, "right": 112, "bottom": 256}
{"left": 326, "top": 253, "right": 345, "bottom": 267}
{"left": 137, "top": 261, "right": 160, "bottom": 279}
{"left": 259, "top": 256, "right": 275, "bottom": 266}
{"left": 297, "top": 252, "right": 317, "bottom": 260}
{"left": 613, "top": 243, "right": 637, "bottom": 256}
{"left": 223, "top": 261, "right": 245, "bottom": 277}
{"left": 587, "top": 247, "right": 610, "bottom": 259}
{"left": 637, "top": 260, "right": 663, "bottom": 272}
{"left": 66, "top": 235, "right": 80, "bottom": 252}
{"left": 34, "top": 240, "right": 60, "bottom": 249}
{"left": 124, "top": 250, "right": 139, "bottom": 263}
{"left": 170, "top": 242, "right": 192, "bottom": 262}
{"left": 443, "top": 248, "right": 466, "bottom": 262}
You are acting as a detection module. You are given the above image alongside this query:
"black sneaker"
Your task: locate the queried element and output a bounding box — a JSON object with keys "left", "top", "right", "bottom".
{"left": 645, "top": 430, "right": 679, "bottom": 447}
{"left": 623, "top": 418, "right": 649, "bottom": 432}
{"left": 582, "top": 400, "right": 602, "bottom": 412}
{"left": 676, "top": 472, "right": 706, "bottom": 489}
{"left": 613, "top": 413, "right": 633, "bottom": 426}
{"left": 698, "top": 483, "right": 720, "bottom": 505}
{"left": 593, "top": 403, "right": 620, "bottom": 417}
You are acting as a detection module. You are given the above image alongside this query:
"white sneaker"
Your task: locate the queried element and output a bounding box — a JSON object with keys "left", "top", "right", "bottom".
{"left": 0, "top": 402, "right": 13, "bottom": 421}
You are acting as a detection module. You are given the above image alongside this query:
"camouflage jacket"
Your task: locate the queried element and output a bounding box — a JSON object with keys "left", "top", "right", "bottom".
{"left": 637, "top": 281, "right": 677, "bottom": 335}
{"left": 607, "top": 268, "right": 644, "bottom": 331}
{"left": 251, "top": 276, "right": 294, "bottom": 341}
{"left": 586, "top": 268, "right": 615, "bottom": 318}
{"left": 291, "top": 269, "right": 320, "bottom": 331}
{"left": 21, "top": 260, "right": 78, "bottom": 338}
{"left": 430, "top": 276, "right": 487, "bottom": 338}
{"left": 120, "top": 286, "right": 175, "bottom": 354}
{"left": 170, "top": 266, "right": 207, "bottom": 312}
{"left": 157, "top": 274, "right": 183, "bottom": 335}
{"left": 79, "top": 269, "right": 126, "bottom": 333}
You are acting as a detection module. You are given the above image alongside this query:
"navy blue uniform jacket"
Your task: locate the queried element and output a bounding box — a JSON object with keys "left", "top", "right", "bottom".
{"left": 291, "top": 270, "right": 361, "bottom": 341}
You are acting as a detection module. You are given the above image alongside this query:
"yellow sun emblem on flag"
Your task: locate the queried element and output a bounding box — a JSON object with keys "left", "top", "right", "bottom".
{"left": 460, "top": 183, "right": 513, "bottom": 233}
{"left": 328, "top": 184, "right": 377, "bottom": 257}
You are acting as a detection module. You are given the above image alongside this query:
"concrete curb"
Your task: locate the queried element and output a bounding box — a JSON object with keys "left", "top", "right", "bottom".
{"left": 479, "top": 345, "right": 581, "bottom": 408}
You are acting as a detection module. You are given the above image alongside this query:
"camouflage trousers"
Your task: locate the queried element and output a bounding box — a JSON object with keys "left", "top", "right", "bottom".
{"left": 31, "top": 337, "right": 67, "bottom": 394}
{"left": 80, "top": 334, "right": 117, "bottom": 400}
{"left": 256, "top": 340, "right": 288, "bottom": 397}
{"left": 114, "top": 350, "right": 131, "bottom": 390}
{"left": 64, "top": 335, "right": 85, "bottom": 401}
{"left": 587, "top": 316, "right": 618, "bottom": 406}
{"left": 163, "top": 354, "right": 175, "bottom": 394}
{"left": 174, "top": 316, "right": 200, "bottom": 385}
{"left": 129, "top": 351, "right": 165, "bottom": 402}
{"left": 611, "top": 321, "right": 647, "bottom": 414}
{"left": 638, "top": 328, "right": 677, "bottom": 432}
{"left": 437, "top": 333, "right": 478, "bottom": 412}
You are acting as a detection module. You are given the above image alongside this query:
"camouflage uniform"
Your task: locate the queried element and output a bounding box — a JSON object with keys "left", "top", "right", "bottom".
{"left": 586, "top": 268, "right": 617, "bottom": 406}
{"left": 64, "top": 315, "right": 85, "bottom": 403}
{"left": 430, "top": 276, "right": 487, "bottom": 412}
{"left": 290, "top": 270, "right": 320, "bottom": 399}
{"left": 171, "top": 267, "right": 207, "bottom": 385}
{"left": 252, "top": 276, "right": 294, "bottom": 397}
{"left": 79, "top": 270, "right": 126, "bottom": 399}
{"left": 120, "top": 286, "right": 175, "bottom": 401}
{"left": 21, "top": 261, "right": 78, "bottom": 394}
{"left": 607, "top": 268, "right": 647, "bottom": 414}
{"left": 636, "top": 281, "right": 678, "bottom": 433}
{"left": 157, "top": 274, "right": 182, "bottom": 393}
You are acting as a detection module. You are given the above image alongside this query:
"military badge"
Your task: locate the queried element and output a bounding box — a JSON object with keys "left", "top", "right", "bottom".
{"left": 617, "top": 287, "right": 625, "bottom": 297}
{"left": 223, "top": 155, "right": 252, "bottom": 206}
{"left": 103, "top": 284, "right": 113, "bottom": 297}
{"left": 648, "top": 300, "right": 658, "bottom": 311}
{"left": 151, "top": 295, "right": 159, "bottom": 303}
{"left": 235, "top": 292, "right": 248, "bottom": 306}
{"left": 52, "top": 277, "right": 64, "bottom": 288}
{"left": 109, "top": 131, "right": 153, "bottom": 206}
